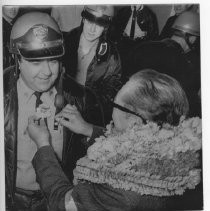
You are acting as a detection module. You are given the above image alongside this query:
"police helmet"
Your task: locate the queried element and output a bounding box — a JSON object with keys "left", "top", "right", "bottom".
{"left": 10, "top": 12, "right": 64, "bottom": 60}
{"left": 81, "top": 5, "right": 114, "bottom": 27}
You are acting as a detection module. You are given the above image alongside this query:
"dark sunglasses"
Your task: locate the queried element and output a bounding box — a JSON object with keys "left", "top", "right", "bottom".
{"left": 110, "top": 101, "right": 147, "bottom": 124}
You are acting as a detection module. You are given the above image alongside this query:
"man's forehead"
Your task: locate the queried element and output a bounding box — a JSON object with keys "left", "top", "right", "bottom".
{"left": 91, "top": 10, "right": 103, "bottom": 18}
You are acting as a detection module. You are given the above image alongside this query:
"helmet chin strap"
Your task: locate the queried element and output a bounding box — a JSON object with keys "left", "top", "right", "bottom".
{"left": 54, "top": 63, "right": 65, "bottom": 110}
{"left": 54, "top": 63, "right": 65, "bottom": 130}
{"left": 14, "top": 54, "right": 19, "bottom": 79}
{"left": 184, "top": 34, "right": 197, "bottom": 51}
{"left": 173, "top": 30, "right": 197, "bottom": 52}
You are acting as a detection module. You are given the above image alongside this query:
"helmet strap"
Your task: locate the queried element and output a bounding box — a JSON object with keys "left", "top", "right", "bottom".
{"left": 173, "top": 29, "right": 197, "bottom": 51}
{"left": 57, "top": 63, "right": 64, "bottom": 94}
{"left": 184, "top": 33, "right": 197, "bottom": 51}
{"left": 14, "top": 54, "right": 19, "bottom": 79}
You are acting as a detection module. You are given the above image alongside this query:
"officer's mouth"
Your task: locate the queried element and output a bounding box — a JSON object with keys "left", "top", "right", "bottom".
{"left": 88, "top": 33, "right": 96, "bottom": 37}
{"left": 37, "top": 77, "right": 51, "bottom": 81}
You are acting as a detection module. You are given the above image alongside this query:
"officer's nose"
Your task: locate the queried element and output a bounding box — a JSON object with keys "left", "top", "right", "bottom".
{"left": 42, "top": 60, "right": 52, "bottom": 77}
{"left": 90, "top": 23, "right": 96, "bottom": 33}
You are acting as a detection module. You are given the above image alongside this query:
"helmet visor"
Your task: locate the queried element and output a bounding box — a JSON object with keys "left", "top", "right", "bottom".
{"left": 18, "top": 44, "right": 64, "bottom": 60}
{"left": 81, "top": 10, "right": 111, "bottom": 27}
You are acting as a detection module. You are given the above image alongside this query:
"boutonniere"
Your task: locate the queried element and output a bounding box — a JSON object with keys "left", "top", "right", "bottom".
{"left": 35, "top": 103, "right": 52, "bottom": 119}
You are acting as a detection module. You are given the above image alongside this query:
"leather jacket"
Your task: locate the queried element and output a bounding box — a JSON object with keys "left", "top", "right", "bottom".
{"left": 63, "top": 27, "right": 122, "bottom": 124}
{"left": 4, "top": 65, "right": 104, "bottom": 209}
{"left": 3, "top": 18, "right": 15, "bottom": 69}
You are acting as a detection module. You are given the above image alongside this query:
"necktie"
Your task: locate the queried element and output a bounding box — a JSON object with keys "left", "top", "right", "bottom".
{"left": 34, "top": 92, "right": 42, "bottom": 108}
{"left": 130, "top": 6, "right": 137, "bottom": 40}
{"left": 34, "top": 92, "right": 48, "bottom": 126}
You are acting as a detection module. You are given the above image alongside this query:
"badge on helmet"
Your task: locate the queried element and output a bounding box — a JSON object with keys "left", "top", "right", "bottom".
{"left": 33, "top": 25, "right": 48, "bottom": 41}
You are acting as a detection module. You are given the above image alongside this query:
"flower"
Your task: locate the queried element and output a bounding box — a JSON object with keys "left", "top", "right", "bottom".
{"left": 35, "top": 103, "right": 51, "bottom": 118}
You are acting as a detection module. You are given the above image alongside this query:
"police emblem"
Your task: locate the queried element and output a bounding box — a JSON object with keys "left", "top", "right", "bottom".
{"left": 33, "top": 25, "right": 48, "bottom": 41}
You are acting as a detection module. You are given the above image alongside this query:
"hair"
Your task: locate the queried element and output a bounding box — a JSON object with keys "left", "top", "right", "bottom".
{"left": 123, "top": 69, "right": 189, "bottom": 126}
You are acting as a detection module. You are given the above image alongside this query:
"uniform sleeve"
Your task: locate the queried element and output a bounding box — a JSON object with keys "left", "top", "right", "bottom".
{"left": 72, "top": 182, "right": 140, "bottom": 211}
{"left": 32, "top": 146, "right": 73, "bottom": 211}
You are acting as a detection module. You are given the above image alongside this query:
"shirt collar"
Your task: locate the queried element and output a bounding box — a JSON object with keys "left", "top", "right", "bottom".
{"left": 131, "top": 5, "right": 144, "bottom": 11}
{"left": 17, "top": 76, "right": 56, "bottom": 104}
{"left": 17, "top": 76, "right": 35, "bottom": 103}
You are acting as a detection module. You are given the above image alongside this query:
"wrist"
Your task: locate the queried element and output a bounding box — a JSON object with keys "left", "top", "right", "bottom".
{"left": 36, "top": 139, "right": 50, "bottom": 149}
{"left": 82, "top": 123, "right": 93, "bottom": 137}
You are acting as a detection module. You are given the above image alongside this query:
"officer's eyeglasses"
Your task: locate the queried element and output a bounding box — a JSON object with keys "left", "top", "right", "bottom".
{"left": 110, "top": 101, "right": 147, "bottom": 124}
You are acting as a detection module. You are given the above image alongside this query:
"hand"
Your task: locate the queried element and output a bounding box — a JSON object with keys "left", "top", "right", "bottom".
{"left": 55, "top": 104, "right": 93, "bottom": 137}
{"left": 27, "top": 115, "right": 50, "bottom": 149}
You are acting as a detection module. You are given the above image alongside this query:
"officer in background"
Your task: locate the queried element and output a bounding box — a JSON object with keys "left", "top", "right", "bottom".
{"left": 4, "top": 12, "right": 103, "bottom": 210}
{"left": 63, "top": 5, "right": 122, "bottom": 124}
{"left": 109, "top": 5, "right": 158, "bottom": 76}
{"left": 125, "top": 11, "right": 201, "bottom": 117}
{"left": 159, "top": 4, "right": 194, "bottom": 40}
{"left": 3, "top": 5, "right": 19, "bottom": 69}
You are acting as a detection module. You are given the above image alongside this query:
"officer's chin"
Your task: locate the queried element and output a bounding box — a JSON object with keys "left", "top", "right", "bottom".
{"left": 36, "top": 83, "right": 54, "bottom": 93}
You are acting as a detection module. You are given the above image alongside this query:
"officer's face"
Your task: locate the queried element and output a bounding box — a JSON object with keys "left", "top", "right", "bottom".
{"left": 174, "top": 4, "right": 191, "bottom": 15}
{"left": 83, "top": 19, "right": 104, "bottom": 42}
{"left": 3, "top": 6, "right": 19, "bottom": 21}
{"left": 19, "top": 58, "right": 59, "bottom": 92}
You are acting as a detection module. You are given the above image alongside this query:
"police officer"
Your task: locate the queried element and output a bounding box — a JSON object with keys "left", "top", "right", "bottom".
{"left": 4, "top": 11, "right": 103, "bottom": 210}
{"left": 63, "top": 5, "right": 122, "bottom": 124}
{"left": 3, "top": 5, "right": 19, "bottom": 69}
{"left": 125, "top": 11, "right": 200, "bottom": 117}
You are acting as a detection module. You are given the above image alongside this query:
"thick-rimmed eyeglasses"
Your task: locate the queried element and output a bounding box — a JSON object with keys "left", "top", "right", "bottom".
{"left": 110, "top": 101, "right": 147, "bottom": 124}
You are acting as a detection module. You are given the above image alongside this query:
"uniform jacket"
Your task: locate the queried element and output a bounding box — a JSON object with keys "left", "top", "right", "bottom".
{"left": 159, "top": 15, "right": 177, "bottom": 40}
{"left": 32, "top": 146, "right": 203, "bottom": 211}
{"left": 63, "top": 26, "right": 122, "bottom": 124}
{"left": 109, "top": 6, "right": 159, "bottom": 42}
{"left": 4, "top": 66, "right": 104, "bottom": 209}
{"left": 3, "top": 18, "right": 15, "bottom": 69}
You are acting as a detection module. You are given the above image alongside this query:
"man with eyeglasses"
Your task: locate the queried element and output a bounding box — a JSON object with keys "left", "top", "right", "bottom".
{"left": 27, "top": 69, "right": 202, "bottom": 210}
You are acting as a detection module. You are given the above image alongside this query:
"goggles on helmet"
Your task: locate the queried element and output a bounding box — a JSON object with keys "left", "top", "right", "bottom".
{"left": 81, "top": 9, "right": 112, "bottom": 27}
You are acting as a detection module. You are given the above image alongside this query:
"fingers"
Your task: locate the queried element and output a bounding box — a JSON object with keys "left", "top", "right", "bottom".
{"left": 58, "top": 118, "right": 70, "bottom": 128}
{"left": 55, "top": 112, "right": 73, "bottom": 124}
{"left": 62, "top": 104, "right": 77, "bottom": 112}
{"left": 28, "top": 115, "right": 40, "bottom": 125}
{"left": 55, "top": 105, "right": 79, "bottom": 120}
{"left": 28, "top": 115, "right": 35, "bottom": 125}
{"left": 39, "top": 118, "right": 47, "bottom": 127}
{"left": 28, "top": 115, "right": 46, "bottom": 128}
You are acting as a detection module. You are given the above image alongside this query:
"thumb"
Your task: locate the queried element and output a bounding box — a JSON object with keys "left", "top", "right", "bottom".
{"left": 28, "top": 115, "right": 37, "bottom": 125}
{"left": 39, "top": 118, "right": 47, "bottom": 128}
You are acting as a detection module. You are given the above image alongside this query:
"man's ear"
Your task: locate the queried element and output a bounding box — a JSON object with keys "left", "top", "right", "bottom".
{"left": 189, "top": 35, "right": 197, "bottom": 44}
{"left": 17, "top": 59, "right": 20, "bottom": 66}
{"left": 124, "top": 104, "right": 135, "bottom": 118}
